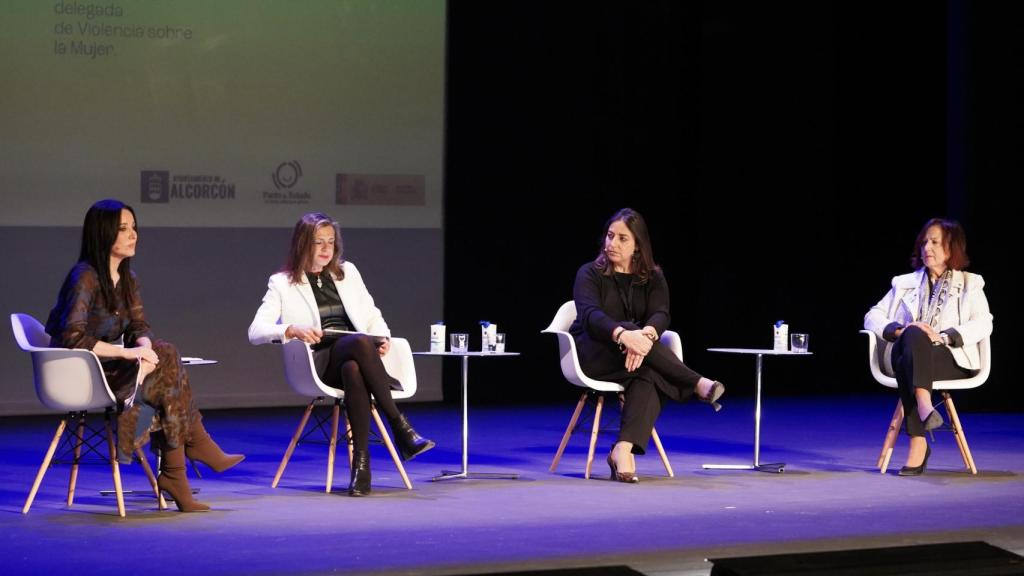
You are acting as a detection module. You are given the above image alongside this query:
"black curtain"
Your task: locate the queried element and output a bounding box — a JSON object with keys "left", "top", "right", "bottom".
{"left": 443, "top": 1, "right": 1019, "bottom": 411}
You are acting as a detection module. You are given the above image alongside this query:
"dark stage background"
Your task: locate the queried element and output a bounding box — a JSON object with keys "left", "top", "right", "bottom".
{"left": 442, "top": 2, "right": 1018, "bottom": 411}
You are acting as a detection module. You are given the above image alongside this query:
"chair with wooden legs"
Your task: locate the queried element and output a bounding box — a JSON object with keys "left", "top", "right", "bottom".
{"left": 11, "top": 313, "right": 165, "bottom": 517}
{"left": 861, "top": 330, "right": 992, "bottom": 474}
{"left": 542, "top": 300, "right": 679, "bottom": 479}
{"left": 271, "top": 337, "right": 417, "bottom": 492}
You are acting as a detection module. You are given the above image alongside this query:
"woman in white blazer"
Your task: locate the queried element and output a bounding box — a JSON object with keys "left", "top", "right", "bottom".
{"left": 249, "top": 213, "right": 434, "bottom": 496}
{"left": 864, "top": 218, "right": 993, "bottom": 476}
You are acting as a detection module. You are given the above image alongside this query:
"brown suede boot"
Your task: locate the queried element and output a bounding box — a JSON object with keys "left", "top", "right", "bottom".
{"left": 158, "top": 445, "right": 210, "bottom": 512}
{"left": 186, "top": 413, "right": 245, "bottom": 473}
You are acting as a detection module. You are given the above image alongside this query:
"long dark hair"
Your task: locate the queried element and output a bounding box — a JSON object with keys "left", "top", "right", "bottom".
{"left": 593, "top": 207, "right": 660, "bottom": 284}
{"left": 910, "top": 217, "right": 970, "bottom": 271}
{"left": 79, "top": 199, "right": 137, "bottom": 311}
{"left": 283, "top": 212, "right": 344, "bottom": 283}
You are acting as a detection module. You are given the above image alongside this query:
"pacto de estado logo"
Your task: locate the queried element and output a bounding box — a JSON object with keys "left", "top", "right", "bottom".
{"left": 262, "top": 160, "right": 310, "bottom": 204}
{"left": 272, "top": 161, "right": 302, "bottom": 189}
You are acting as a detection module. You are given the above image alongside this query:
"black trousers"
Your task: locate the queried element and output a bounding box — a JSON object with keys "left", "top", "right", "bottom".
{"left": 618, "top": 343, "right": 703, "bottom": 454}
{"left": 892, "top": 326, "right": 972, "bottom": 437}
{"left": 314, "top": 335, "right": 401, "bottom": 451}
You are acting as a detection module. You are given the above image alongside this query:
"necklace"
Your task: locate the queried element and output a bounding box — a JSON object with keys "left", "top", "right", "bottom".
{"left": 921, "top": 269, "right": 951, "bottom": 328}
{"left": 307, "top": 271, "right": 324, "bottom": 289}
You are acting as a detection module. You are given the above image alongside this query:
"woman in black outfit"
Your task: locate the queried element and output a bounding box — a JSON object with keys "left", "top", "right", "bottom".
{"left": 570, "top": 208, "right": 725, "bottom": 483}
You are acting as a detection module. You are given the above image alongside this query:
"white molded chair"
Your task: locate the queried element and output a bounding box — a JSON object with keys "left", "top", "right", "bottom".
{"left": 861, "top": 330, "right": 992, "bottom": 474}
{"left": 10, "top": 313, "right": 164, "bottom": 516}
{"left": 271, "top": 337, "right": 417, "bottom": 492}
{"left": 542, "top": 301, "right": 680, "bottom": 479}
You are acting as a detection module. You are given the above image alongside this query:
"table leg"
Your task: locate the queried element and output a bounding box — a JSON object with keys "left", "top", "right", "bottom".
{"left": 753, "top": 354, "right": 785, "bottom": 473}
{"left": 434, "top": 356, "right": 518, "bottom": 481}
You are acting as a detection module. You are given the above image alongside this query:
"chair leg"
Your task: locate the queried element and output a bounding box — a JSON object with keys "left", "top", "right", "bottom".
{"left": 585, "top": 395, "right": 604, "bottom": 480}
{"left": 945, "top": 395, "right": 970, "bottom": 469}
{"left": 103, "top": 412, "right": 126, "bottom": 518}
{"left": 878, "top": 400, "right": 903, "bottom": 474}
{"left": 23, "top": 418, "right": 67, "bottom": 514}
{"left": 616, "top": 393, "right": 673, "bottom": 479}
{"left": 136, "top": 448, "right": 167, "bottom": 510}
{"left": 371, "top": 405, "right": 413, "bottom": 490}
{"left": 67, "top": 414, "right": 86, "bottom": 506}
{"left": 943, "top": 392, "right": 977, "bottom": 474}
{"left": 272, "top": 400, "right": 315, "bottom": 488}
{"left": 550, "top": 392, "right": 587, "bottom": 473}
{"left": 326, "top": 400, "right": 340, "bottom": 493}
{"left": 650, "top": 427, "right": 674, "bottom": 478}
{"left": 344, "top": 411, "right": 354, "bottom": 469}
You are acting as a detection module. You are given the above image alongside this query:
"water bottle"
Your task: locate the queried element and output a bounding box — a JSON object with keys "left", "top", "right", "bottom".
{"left": 773, "top": 320, "right": 789, "bottom": 352}
{"left": 429, "top": 322, "right": 445, "bottom": 353}
{"left": 480, "top": 321, "right": 497, "bottom": 352}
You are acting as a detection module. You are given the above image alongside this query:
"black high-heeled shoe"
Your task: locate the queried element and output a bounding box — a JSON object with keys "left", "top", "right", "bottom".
{"left": 898, "top": 445, "right": 932, "bottom": 476}
{"left": 348, "top": 449, "right": 372, "bottom": 496}
{"left": 922, "top": 409, "right": 944, "bottom": 432}
{"left": 699, "top": 381, "right": 725, "bottom": 412}
{"left": 606, "top": 453, "right": 639, "bottom": 483}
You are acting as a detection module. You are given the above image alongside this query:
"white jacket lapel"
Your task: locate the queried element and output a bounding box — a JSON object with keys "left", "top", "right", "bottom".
{"left": 294, "top": 276, "right": 320, "bottom": 326}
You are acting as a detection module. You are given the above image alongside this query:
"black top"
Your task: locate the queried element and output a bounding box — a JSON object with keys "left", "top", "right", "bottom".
{"left": 569, "top": 262, "right": 671, "bottom": 379}
{"left": 46, "top": 261, "right": 155, "bottom": 397}
{"left": 47, "top": 261, "right": 153, "bottom": 350}
{"left": 306, "top": 271, "right": 353, "bottom": 349}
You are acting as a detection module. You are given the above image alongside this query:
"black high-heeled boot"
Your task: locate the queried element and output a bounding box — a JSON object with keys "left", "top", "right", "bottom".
{"left": 348, "top": 450, "right": 372, "bottom": 496}
{"left": 389, "top": 414, "right": 435, "bottom": 461}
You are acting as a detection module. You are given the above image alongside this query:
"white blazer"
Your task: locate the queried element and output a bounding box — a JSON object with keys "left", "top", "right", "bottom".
{"left": 864, "top": 268, "right": 993, "bottom": 375}
{"left": 248, "top": 261, "right": 390, "bottom": 346}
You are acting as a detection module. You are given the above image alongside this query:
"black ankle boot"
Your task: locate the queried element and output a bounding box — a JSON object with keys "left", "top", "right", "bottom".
{"left": 390, "top": 414, "right": 435, "bottom": 461}
{"left": 348, "top": 450, "right": 371, "bottom": 496}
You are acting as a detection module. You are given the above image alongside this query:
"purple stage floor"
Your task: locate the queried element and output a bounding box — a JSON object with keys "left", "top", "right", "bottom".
{"left": 1, "top": 394, "right": 1022, "bottom": 575}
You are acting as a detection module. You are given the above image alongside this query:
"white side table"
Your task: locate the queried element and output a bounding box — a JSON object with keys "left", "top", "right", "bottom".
{"left": 704, "top": 348, "right": 813, "bottom": 473}
{"left": 413, "top": 351, "right": 520, "bottom": 481}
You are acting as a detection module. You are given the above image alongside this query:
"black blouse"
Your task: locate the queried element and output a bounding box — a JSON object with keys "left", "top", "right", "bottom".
{"left": 306, "top": 272, "right": 353, "bottom": 349}
{"left": 46, "top": 262, "right": 153, "bottom": 350}
{"left": 569, "top": 262, "right": 671, "bottom": 378}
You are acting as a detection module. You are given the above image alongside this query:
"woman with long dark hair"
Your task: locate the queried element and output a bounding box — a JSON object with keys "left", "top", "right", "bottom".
{"left": 570, "top": 208, "right": 725, "bottom": 483}
{"left": 864, "top": 218, "right": 993, "bottom": 475}
{"left": 249, "top": 212, "right": 434, "bottom": 496}
{"left": 46, "top": 199, "right": 243, "bottom": 512}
